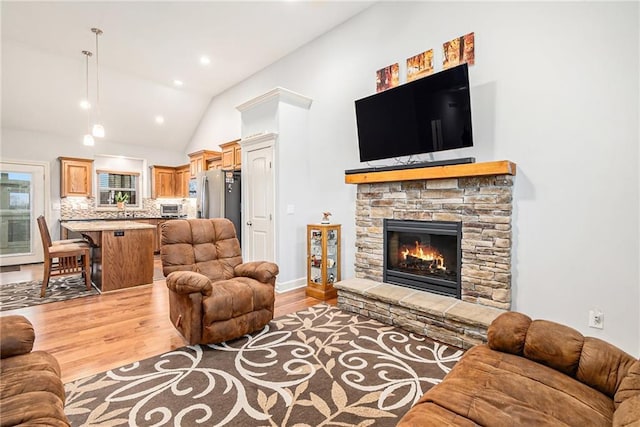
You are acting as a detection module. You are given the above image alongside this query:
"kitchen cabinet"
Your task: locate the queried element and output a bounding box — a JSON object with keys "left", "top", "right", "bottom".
{"left": 220, "top": 139, "right": 241, "bottom": 170}
{"left": 151, "top": 166, "right": 176, "bottom": 199}
{"left": 59, "top": 157, "right": 93, "bottom": 197}
{"left": 188, "top": 150, "right": 221, "bottom": 177}
{"left": 306, "top": 224, "right": 341, "bottom": 300}
{"left": 174, "top": 164, "right": 190, "bottom": 198}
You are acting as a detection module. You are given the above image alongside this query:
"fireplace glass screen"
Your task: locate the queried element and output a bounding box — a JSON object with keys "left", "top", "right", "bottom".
{"left": 384, "top": 219, "right": 461, "bottom": 298}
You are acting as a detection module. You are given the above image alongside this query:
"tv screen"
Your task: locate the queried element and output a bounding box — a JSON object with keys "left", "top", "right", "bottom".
{"left": 355, "top": 63, "right": 473, "bottom": 163}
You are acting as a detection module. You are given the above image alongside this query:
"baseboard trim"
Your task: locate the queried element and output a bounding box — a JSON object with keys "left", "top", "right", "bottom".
{"left": 276, "top": 277, "right": 306, "bottom": 294}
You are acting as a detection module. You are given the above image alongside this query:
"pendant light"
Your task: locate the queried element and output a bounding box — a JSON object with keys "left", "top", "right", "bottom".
{"left": 82, "top": 50, "right": 95, "bottom": 146}
{"left": 91, "top": 27, "right": 105, "bottom": 138}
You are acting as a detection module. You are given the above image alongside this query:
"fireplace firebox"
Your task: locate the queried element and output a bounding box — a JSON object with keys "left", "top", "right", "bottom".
{"left": 384, "top": 219, "right": 462, "bottom": 298}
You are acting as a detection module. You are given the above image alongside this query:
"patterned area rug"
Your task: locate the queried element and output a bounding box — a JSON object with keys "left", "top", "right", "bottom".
{"left": 0, "top": 276, "right": 99, "bottom": 312}
{"left": 64, "top": 304, "right": 463, "bottom": 426}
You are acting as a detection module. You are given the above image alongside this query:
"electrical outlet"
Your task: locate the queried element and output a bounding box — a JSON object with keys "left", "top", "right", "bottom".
{"left": 588, "top": 309, "right": 604, "bottom": 329}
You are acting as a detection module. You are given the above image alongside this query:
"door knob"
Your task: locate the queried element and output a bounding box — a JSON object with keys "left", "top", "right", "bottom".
{"left": 247, "top": 221, "right": 253, "bottom": 226}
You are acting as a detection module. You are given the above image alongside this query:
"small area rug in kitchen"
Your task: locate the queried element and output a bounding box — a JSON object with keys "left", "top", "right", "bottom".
{"left": 0, "top": 275, "right": 99, "bottom": 312}
{"left": 64, "top": 304, "right": 463, "bottom": 426}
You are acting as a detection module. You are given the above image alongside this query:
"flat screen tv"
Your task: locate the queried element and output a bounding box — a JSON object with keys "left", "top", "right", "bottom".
{"left": 355, "top": 63, "right": 473, "bottom": 162}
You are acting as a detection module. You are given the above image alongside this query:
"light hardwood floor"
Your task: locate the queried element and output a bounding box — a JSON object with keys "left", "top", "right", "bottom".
{"left": 0, "top": 258, "right": 336, "bottom": 383}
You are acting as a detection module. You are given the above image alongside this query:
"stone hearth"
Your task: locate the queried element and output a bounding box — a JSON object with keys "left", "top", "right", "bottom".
{"left": 339, "top": 161, "right": 516, "bottom": 345}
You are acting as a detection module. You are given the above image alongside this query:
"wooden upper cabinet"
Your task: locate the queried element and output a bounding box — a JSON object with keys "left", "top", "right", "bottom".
{"left": 59, "top": 157, "right": 93, "bottom": 197}
{"left": 188, "top": 150, "right": 221, "bottom": 177}
{"left": 219, "top": 139, "right": 241, "bottom": 170}
{"left": 151, "top": 166, "right": 176, "bottom": 199}
{"left": 174, "top": 164, "right": 190, "bottom": 198}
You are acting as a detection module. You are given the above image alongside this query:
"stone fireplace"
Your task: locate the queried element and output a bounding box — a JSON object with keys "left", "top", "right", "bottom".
{"left": 336, "top": 160, "right": 516, "bottom": 348}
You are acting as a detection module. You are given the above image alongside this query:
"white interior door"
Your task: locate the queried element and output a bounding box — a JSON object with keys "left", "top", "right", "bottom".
{"left": 0, "top": 161, "right": 46, "bottom": 266}
{"left": 244, "top": 144, "right": 275, "bottom": 262}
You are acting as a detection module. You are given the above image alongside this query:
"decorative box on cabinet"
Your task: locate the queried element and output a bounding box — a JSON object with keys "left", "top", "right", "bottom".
{"left": 207, "top": 155, "right": 223, "bottom": 170}
{"left": 306, "top": 224, "right": 341, "bottom": 300}
{"left": 219, "top": 139, "right": 241, "bottom": 170}
{"left": 188, "top": 150, "right": 221, "bottom": 177}
{"left": 59, "top": 157, "right": 93, "bottom": 197}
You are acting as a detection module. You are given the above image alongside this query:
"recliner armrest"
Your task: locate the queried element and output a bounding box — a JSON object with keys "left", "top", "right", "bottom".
{"left": 234, "top": 261, "right": 279, "bottom": 284}
{"left": 0, "top": 315, "right": 35, "bottom": 359}
{"left": 166, "top": 271, "right": 212, "bottom": 296}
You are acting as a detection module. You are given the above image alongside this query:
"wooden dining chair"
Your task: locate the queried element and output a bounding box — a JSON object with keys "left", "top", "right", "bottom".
{"left": 36, "top": 216, "right": 92, "bottom": 297}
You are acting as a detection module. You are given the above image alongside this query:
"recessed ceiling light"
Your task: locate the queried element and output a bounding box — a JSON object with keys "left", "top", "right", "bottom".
{"left": 173, "top": 79, "right": 184, "bottom": 87}
{"left": 199, "top": 56, "right": 211, "bottom": 65}
{"left": 155, "top": 115, "right": 165, "bottom": 125}
{"left": 79, "top": 100, "right": 91, "bottom": 110}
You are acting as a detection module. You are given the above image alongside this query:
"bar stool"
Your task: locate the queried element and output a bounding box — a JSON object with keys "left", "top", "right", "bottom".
{"left": 36, "top": 216, "right": 92, "bottom": 297}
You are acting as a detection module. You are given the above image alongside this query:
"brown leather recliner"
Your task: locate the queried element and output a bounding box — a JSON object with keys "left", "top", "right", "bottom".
{"left": 160, "top": 218, "right": 279, "bottom": 345}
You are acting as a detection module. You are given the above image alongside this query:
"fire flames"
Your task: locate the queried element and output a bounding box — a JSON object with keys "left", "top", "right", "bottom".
{"left": 400, "top": 241, "right": 446, "bottom": 271}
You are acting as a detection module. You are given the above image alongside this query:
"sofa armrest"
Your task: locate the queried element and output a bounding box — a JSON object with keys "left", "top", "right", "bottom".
{"left": 166, "top": 271, "right": 212, "bottom": 297}
{"left": 0, "top": 315, "right": 35, "bottom": 359}
{"left": 234, "top": 261, "right": 279, "bottom": 284}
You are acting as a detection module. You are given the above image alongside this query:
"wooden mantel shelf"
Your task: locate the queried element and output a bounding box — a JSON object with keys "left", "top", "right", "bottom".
{"left": 345, "top": 160, "right": 516, "bottom": 185}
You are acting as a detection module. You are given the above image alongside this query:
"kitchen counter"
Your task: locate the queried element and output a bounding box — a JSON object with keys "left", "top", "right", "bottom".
{"left": 61, "top": 220, "right": 155, "bottom": 292}
{"left": 61, "top": 220, "right": 156, "bottom": 232}
{"left": 60, "top": 216, "right": 178, "bottom": 222}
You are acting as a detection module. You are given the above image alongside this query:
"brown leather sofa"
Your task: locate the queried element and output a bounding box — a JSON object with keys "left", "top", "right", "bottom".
{"left": 160, "top": 218, "right": 279, "bottom": 345}
{"left": 399, "top": 311, "right": 640, "bottom": 426}
{"left": 0, "top": 315, "right": 70, "bottom": 426}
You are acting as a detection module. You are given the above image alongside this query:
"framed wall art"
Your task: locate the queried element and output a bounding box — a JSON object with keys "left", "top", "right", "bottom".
{"left": 376, "top": 63, "right": 399, "bottom": 92}
{"left": 406, "top": 49, "right": 434, "bottom": 82}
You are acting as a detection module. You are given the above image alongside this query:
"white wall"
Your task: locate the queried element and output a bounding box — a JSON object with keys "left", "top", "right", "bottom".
{"left": 189, "top": 2, "right": 639, "bottom": 354}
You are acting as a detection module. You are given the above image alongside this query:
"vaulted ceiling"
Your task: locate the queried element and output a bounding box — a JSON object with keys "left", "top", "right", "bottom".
{"left": 1, "top": 1, "right": 372, "bottom": 151}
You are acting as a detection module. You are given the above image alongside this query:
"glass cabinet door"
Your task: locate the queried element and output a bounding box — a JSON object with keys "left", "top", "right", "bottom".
{"left": 326, "top": 228, "right": 338, "bottom": 284}
{"left": 309, "top": 228, "right": 323, "bottom": 284}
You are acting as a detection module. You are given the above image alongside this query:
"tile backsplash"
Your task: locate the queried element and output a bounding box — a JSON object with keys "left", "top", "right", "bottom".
{"left": 60, "top": 197, "right": 196, "bottom": 220}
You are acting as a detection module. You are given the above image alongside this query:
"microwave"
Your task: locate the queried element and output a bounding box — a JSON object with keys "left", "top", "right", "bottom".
{"left": 160, "top": 204, "right": 182, "bottom": 218}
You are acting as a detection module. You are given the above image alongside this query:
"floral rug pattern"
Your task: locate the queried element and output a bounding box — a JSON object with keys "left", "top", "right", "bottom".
{"left": 65, "top": 304, "right": 463, "bottom": 426}
{"left": 0, "top": 275, "right": 99, "bottom": 312}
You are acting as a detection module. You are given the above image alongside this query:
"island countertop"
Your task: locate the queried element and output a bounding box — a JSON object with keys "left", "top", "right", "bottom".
{"left": 61, "top": 220, "right": 157, "bottom": 232}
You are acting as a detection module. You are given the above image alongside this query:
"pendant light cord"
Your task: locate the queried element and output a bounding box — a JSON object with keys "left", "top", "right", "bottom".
{"left": 82, "top": 50, "right": 92, "bottom": 132}
{"left": 92, "top": 28, "right": 102, "bottom": 116}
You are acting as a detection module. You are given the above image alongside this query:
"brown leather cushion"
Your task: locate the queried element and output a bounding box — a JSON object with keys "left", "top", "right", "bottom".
{"left": 0, "top": 391, "right": 68, "bottom": 426}
{"left": 0, "top": 370, "right": 66, "bottom": 403}
{"left": 0, "top": 351, "right": 61, "bottom": 378}
{"left": 613, "top": 394, "right": 640, "bottom": 426}
{"left": 0, "top": 315, "right": 35, "bottom": 359}
{"left": 413, "top": 345, "right": 615, "bottom": 426}
{"left": 161, "top": 219, "right": 242, "bottom": 279}
{"left": 615, "top": 360, "right": 640, "bottom": 407}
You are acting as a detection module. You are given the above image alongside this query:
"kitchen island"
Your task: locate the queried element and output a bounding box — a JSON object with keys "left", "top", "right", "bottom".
{"left": 61, "top": 221, "right": 156, "bottom": 292}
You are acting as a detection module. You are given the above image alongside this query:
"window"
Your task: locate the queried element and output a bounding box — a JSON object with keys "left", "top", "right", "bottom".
{"left": 96, "top": 170, "right": 140, "bottom": 208}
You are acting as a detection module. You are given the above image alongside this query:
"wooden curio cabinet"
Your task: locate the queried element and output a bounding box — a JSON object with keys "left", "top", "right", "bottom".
{"left": 59, "top": 157, "right": 93, "bottom": 197}
{"left": 306, "top": 224, "right": 341, "bottom": 300}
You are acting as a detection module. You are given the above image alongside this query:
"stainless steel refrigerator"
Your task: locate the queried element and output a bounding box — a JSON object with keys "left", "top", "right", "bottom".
{"left": 196, "top": 170, "right": 242, "bottom": 243}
